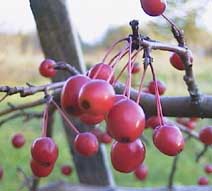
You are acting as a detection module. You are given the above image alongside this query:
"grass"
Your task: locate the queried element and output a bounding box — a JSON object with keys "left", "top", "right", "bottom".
{"left": 0, "top": 111, "right": 212, "bottom": 190}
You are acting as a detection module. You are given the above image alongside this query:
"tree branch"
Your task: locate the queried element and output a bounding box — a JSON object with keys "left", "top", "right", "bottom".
{"left": 0, "top": 99, "right": 46, "bottom": 116}
{"left": 1, "top": 77, "right": 212, "bottom": 118}
{"left": 0, "top": 111, "right": 42, "bottom": 127}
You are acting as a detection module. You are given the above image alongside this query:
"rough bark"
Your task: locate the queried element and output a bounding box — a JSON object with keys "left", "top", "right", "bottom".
{"left": 30, "top": 0, "right": 114, "bottom": 186}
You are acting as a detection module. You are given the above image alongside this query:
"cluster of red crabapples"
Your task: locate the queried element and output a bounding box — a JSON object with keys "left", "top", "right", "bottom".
{"left": 32, "top": 0, "right": 193, "bottom": 177}
{"left": 37, "top": 37, "right": 185, "bottom": 176}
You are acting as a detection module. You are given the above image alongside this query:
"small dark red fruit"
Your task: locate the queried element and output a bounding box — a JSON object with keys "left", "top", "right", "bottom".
{"left": 170, "top": 53, "right": 185, "bottom": 70}
{"left": 11, "top": 133, "right": 25, "bottom": 148}
{"left": 79, "top": 113, "right": 104, "bottom": 125}
{"left": 31, "top": 137, "right": 58, "bottom": 165}
{"left": 111, "top": 139, "right": 146, "bottom": 173}
{"left": 170, "top": 53, "right": 193, "bottom": 71}
{"left": 140, "top": 0, "right": 166, "bottom": 16}
{"left": 147, "top": 80, "right": 166, "bottom": 95}
{"left": 190, "top": 117, "right": 199, "bottom": 122}
{"left": 90, "top": 128, "right": 103, "bottom": 141}
{"left": 0, "top": 166, "right": 3, "bottom": 180}
{"left": 204, "top": 164, "right": 212, "bottom": 174}
{"left": 176, "top": 118, "right": 196, "bottom": 130}
{"left": 131, "top": 63, "right": 141, "bottom": 74}
{"left": 199, "top": 126, "right": 212, "bottom": 145}
{"left": 74, "top": 132, "right": 99, "bottom": 156}
{"left": 146, "top": 116, "right": 167, "bottom": 129}
{"left": 198, "top": 176, "right": 209, "bottom": 185}
{"left": 39, "top": 59, "right": 56, "bottom": 77}
{"left": 100, "top": 132, "right": 113, "bottom": 144}
{"left": 134, "top": 163, "right": 148, "bottom": 181}
{"left": 88, "top": 63, "right": 114, "bottom": 83}
{"left": 107, "top": 99, "right": 145, "bottom": 142}
{"left": 79, "top": 79, "right": 115, "bottom": 115}
{"left": 153, "top": 124, "right": 184, "bottom": 156}
{"left": 61, "top": 165, "right": 73, "bottom": 176}
{"left": 30, "top": 159, "right": 54, "bottom": 177}
{"left": 61, "top": 75, "right": 90, "bottom": 116}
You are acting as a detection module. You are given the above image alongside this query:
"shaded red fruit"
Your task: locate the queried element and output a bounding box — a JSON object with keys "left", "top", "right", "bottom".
{"left": 30, "top": 159, "right": 54, "bottom": 177}
{"left": 79, "top": 113, "right": 104, "bottom": 125}
{"left": 107, "top": 99, "right": 145, "bottom": 142}
{"left": 79, "top": 79, "right": 115, "bottom": 115}
{"left": 90, "top": 128, "right": 103, "bottom": 141}
{"left": 88, "top": 63, "right": 114, "bottom": 83}
{"left": 170, "top": 53, "right": 193, "bottom": 71}
{"left": 39, "top": 59, "right": 56, "bottom": 77}
{"left": 147, "top": 80, "right": 166, "bottom": 95}
{"left": 100, "top": 132, "right": 113, "bottom": 144}
{"left": 170, "top": 53, "right": 185, "bottom": 70}
{"left": 131, "top": 63, "right": 141, "bottom": 74}
{"left": 134, "top": 164, "right": 148, "bottom": 181}
{"left": 61, "top": 75, "right": 90, "bottom": 116}
{"left": 11, "top": 133, "right": 25, "bottom": 148}
{"left": 61, "top": 165, "right": 73, "bottom": 176}
{"left": 176, "top": 118, "right": 196, "bottom": 130}
{"left": 146, "top": 116, "right": 167, "bottom": 129}
{"left": 140, "top": 0, "right": 166, "bottom": 16}
{"left": 198, "top": 176, "right": 209, "bottom": 185}
{"left": 74, "top": 132, "right": 99, "bottom": 156}
{"left": 111, "top": 139, "right": 146, "bottom": 173}
{"left": 31, "top": 137, "right": 58, "bottom": 165}
{"left": 204, "top": 164, "right": 212, "bottom": 174}
{"left": 199, "top": 126, "right": 212, "bottom": 145}
{"left": 0, "top": 166, "right": 3, "bottom": 180}
{"left": 153, "top": 124, "right": 184, "bottom": 156}
{"left": 190, "top": 117, "right": 199, "bottom": 122}
{"left": 114, "top": 94, "right": 127, "bottom": 104}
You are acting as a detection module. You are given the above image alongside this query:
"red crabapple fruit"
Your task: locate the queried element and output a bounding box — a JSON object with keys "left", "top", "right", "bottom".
{"left": 111, "top": 139, "right": 146, "bottom": 173}
{"left": 153, "top": 124, "right": 184, "bottom": 156}
{"left": 11, "top": 133, "right": 25, "bottom": 148}
{"left": 74, "top": 132, "right": 99, "bottom": 156}
{"left": 31, "top": 137, "right": 58, "bottom": 165}
{"left": 107, "top": 99, "right": 145, "bottom": 142}
{"left": 140, "top": 0, "right": 166, "bottom": 16}
{"left": 39, "top": 59, "right": 56, "bottom": 78}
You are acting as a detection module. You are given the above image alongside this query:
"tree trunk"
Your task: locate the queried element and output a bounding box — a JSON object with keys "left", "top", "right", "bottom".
{"left": 30, "top": 0, "right": 114, "bottom": 186}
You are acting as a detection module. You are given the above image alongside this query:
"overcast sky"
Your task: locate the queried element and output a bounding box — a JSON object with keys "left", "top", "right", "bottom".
{"left": 0, "top": 0, "right": 211, "bottom": 44}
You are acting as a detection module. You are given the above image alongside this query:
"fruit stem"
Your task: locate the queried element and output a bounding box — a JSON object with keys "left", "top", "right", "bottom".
{"left": 51, "top": 99, "right": 80, "bottom": 134}
{"left": 113, "top": 48, "right": 141, "bottom": 85}
{"left": 149, "top": 63, "right": 164, "bottom": 126}
{"left": 126, "top": 37, "right": 133, "bottom": 98}
{"left": 136, "top": 66, "right": 148, "bottom": 103}
{"left": 41, "top": 104, "right": 49, "bottom": 137}
{"left": 101, "top": 38, "right": 129, "bottom": 64}
{"left": 110, "top": 46, "right": 129, "bottom": 67}
{"left": 107, "top": 45, "right": 129, "bottom": 83}
{"left": 109, "top": 48, "right": 129, "bottom": 66}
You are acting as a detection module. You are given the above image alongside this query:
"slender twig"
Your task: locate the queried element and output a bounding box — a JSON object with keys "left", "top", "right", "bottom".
{"left": 0, "top": 111, "right": 42, "bottom": 127}
{"left": 17, "top": 167, "right": 33, "bottom": 191}
{"left": 0, "top": 81, "right": 64, "bottom": 97}
{"left": 0, "top": 99, "right": 46, "bottom": 116}
{"left": 30, "top": 177, "right": 40, "bottom": 191}
{"left": 196, "top": 145, "right": 209, "bottom": 162}
{"left": 168, "top": 155, "right": 180, "bottom": 190}
{"left": 54, "top": 61, "right": 80, "bottom": 75}
{"left": 0, "top": 94, "right": 8, "bottom": 103}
